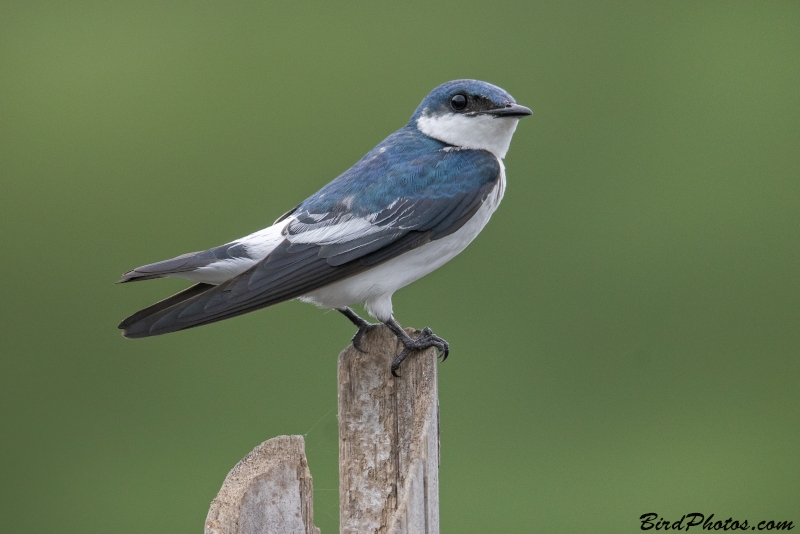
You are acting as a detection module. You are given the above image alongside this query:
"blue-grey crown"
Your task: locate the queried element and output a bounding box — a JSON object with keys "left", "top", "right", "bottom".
{"left": 409, "top": 79, "right": 517, "bottom": 122}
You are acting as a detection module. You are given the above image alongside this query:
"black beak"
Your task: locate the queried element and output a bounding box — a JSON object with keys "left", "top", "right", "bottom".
{"left": 476, "top": 103, "right": 533, "bottom": 118}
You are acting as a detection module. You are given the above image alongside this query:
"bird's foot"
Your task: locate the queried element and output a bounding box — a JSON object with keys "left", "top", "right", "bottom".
{"left": 351, "top": 323, "right": 379, "bottom": 353}
{"left": 337, "top": 307, "right": 377, "bottom": 353}
{"left": 390, "top": 326, "right": 449, "bottom": 377}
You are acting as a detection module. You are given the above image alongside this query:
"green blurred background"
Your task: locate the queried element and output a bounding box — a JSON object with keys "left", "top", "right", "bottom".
{"left": 1, "top": 1, "right": 798, "bottom": 532}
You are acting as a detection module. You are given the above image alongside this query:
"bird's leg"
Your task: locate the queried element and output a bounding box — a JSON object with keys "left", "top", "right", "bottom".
{"left": 383, "top": 317, "right": 449, "bottom": 377}
{"left": 337, "top": 307, "right": 376, "bottom": 353}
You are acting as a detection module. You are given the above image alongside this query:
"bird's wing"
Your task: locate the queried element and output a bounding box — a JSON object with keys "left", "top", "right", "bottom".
{"left": 118, "top": 283, "right": 216, "bottom": 329}
{"left": 120, "top": 147, "right": 500, "bottom": 338}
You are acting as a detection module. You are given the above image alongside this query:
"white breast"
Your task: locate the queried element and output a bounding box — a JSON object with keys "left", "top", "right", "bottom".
{"left": 300, "top": 162, "right": 506, "bottom": 321}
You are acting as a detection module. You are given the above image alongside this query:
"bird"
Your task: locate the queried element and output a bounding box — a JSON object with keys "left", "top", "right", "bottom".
{"left": 118, "top": 79, "right": 531, "bottom": 376}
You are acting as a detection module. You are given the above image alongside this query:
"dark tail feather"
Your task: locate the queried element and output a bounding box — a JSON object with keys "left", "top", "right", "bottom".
{"left": 116, "top": 250, "right": 215, "bottom": 284}
{"left": 119, "top": 283, "right": 216, "bottom": 334}
{"left": 116, "top": 272, "right": 166, "bottom": 283}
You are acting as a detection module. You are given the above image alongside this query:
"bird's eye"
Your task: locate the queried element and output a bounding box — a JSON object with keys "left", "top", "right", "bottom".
{"left": 450, "top": 94, "right": 467, "bottom": 111}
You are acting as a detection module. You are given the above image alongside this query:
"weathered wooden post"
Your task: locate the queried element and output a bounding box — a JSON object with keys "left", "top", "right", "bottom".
{"left": 205, "top": 325, "right": 439, "bottom": 533}
{"left": 205, "top": 435, "right": 320, "bottom": 534}
{"left": 338, "top": 326, "right": 439, "bottom": 534}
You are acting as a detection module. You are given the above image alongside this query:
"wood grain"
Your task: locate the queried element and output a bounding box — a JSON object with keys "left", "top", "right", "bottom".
{"left": 338, "top": 325, "right": 440, "bottom": 534}
{"left": 205, "top": 435, "right": 320, "bottom": 534}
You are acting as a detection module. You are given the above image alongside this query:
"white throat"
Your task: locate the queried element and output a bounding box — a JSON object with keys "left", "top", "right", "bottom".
{"left": 416, "top": 112, "right": 519, "bottom": 158}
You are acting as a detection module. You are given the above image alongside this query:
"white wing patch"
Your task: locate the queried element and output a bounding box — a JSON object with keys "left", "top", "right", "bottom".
{"left": 288, "top": 216, "right": 382, "bottom": 245}
{"left": 237, "top": 218, "right": 294, "bottom": 258}
{"left": 185, "top": 257, "right": 258, "bottom": 284}
{"left": 287, "top": 196, "right": 429, "bottom": 247}
{"left": 179, "top": 219, "right": 292, "bottom": 284}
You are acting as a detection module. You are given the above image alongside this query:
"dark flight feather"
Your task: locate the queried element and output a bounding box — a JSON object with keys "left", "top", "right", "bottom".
{"left": 118, "top": 283, "right": 215, "bottom": 329}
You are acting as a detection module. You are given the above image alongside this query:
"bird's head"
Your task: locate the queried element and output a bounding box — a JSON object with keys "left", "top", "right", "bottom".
{"left": 410, "top": 79, "right": 531, "bottom": 159}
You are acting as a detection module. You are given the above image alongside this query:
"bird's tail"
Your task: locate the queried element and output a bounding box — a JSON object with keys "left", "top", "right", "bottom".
{"left": 116, "top": 251, "right": 209, "bottom": 283}
{"left": 118, "top": 283, "right": 216, "bottom": 337}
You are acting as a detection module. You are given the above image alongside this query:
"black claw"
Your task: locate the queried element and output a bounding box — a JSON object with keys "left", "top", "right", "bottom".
{"left": 391, "top": 347, "right": 411, "bottom": 377}
{"left": 385, "top": 319, "right": 450, "bottom": 376}
{"left": 351, "top": 325, "right": 373, "bottom": 353}
{"left": 420, "top": 326, "right": 449, "bottom": 362}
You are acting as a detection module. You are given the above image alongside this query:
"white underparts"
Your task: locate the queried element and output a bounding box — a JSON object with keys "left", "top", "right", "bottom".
{"left": 300, "top": 165, "right": 506, "bottom": 321}
{"left": 416, "top": 112, "right": 519, "bottom": 159}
